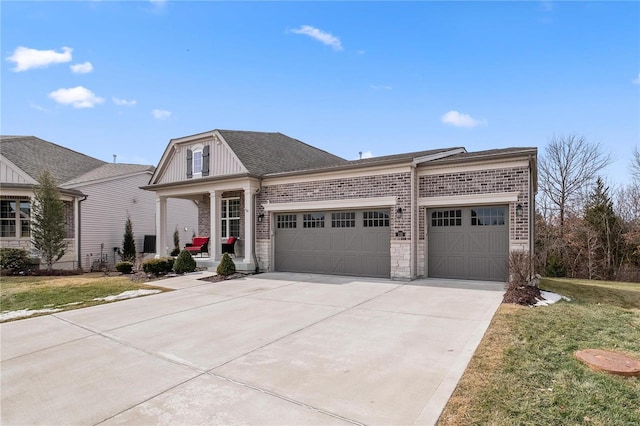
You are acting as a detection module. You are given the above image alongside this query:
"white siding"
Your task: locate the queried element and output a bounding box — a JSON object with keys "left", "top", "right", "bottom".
{"left": 0, "top": 156, "right": 37, "bottom": 184}
{"left": 157, "top": 140, "right": 246, "bottom": 184}
{"left": 76, "top": 173, "right": 197, "bottom": 270}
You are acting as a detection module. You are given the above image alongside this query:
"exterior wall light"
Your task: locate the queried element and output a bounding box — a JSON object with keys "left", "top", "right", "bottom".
{"left": 258, "top": 213, "right": 265, "bottom": 222}
{"left": 516, "top": 203, "right": 523, "bottom": 218}
{"left": 396, "top": 207, "right": 403, "bottom": 219}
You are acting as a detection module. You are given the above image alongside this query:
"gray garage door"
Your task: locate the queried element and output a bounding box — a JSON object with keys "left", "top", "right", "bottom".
{"left": 274, "top": 210, "right": 391, "bottom": 278}
{"left": 428, "top": 206, "right": 508, "bottom": 281}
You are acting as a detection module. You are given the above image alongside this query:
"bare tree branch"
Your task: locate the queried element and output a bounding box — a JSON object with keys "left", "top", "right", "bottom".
{"left": 539, "top": 134, "right": 611, "bottom": 229}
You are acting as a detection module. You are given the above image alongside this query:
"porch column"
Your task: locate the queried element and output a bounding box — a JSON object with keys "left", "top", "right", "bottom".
{"left": 242, "top": 184, "right": 256, "bottom": 267}
{"left": 209, "top": 191, "right": 220, "bottom": 259}
{"left": 156, "top": 196, "right": 168, "bottom": 256}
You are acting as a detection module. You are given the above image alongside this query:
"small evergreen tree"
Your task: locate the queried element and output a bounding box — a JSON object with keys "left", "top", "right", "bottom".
{"left": 170, "top": 227, "right": 180, "bottom": 256}
{"left": 173, "top": 249, "right": 196, "bottom": 274}
{"left": 122, "top": 216, "right": 136, "bottom": 262}
{"left": 31, "top": 170, "right": 67, "bottom": 271}
{"left": 584, "top": 177, "right": 622, "bottom": 279}
{"left": 216, "top": 253, "right": 236, "bottom": 276}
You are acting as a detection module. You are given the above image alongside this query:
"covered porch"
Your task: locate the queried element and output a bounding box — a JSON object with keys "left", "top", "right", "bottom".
{"left": 154, "top": 179, "right": 260, "bottom": 273}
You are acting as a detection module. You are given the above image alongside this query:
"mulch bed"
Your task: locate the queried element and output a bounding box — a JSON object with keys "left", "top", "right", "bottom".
{"left": 198, "top": 273, "right": 247, "bottom": 283}
{"left": 502, "top": 284, "right": 542, "bottom": 306}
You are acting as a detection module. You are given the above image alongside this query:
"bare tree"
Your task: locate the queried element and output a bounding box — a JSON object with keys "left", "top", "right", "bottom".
{"left": 632, "top": 147, "right": 640, "bottom": 182}
{"left": 538, "top": 134, "right": 611, "bottom": 230}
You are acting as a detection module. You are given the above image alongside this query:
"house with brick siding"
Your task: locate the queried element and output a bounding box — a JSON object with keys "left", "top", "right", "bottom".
{"left": 145, "top": 129, "right": 537, "bottom": 281}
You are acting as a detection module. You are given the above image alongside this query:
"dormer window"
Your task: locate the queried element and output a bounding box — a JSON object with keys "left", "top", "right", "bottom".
{"left": 186, "top": 145, "right": 210, "bottom": 178}
{"left": 193, "top": 150, "right": 203, "bottom": 175}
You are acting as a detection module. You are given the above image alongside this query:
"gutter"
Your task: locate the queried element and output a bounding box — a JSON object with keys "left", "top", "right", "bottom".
{"left": 76, "top": 194, "right": 88, "bottom": 270}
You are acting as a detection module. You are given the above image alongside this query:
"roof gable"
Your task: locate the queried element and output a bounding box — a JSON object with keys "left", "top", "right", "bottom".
{"left": 0, "top": 136, "right": 106, "bottom": 185}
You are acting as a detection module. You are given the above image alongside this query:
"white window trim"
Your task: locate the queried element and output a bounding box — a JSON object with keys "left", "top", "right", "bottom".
{"left": 418, "top": 192, "right": 520, "bottom": 207}
{"left": 221, "top": 197, "right": 240, "bottom": 238}
{"left": 192, "top": 149, "right": 203, "bottom": 176}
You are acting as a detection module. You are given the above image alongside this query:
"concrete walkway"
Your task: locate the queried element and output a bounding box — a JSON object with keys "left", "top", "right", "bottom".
{"left": 1, "top": 272, "right": 504, "bottom": 425}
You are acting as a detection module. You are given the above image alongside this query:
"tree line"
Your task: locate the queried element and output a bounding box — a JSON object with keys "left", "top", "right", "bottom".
{"left": 536, "top": 135, "right": 640, "bottom": 282}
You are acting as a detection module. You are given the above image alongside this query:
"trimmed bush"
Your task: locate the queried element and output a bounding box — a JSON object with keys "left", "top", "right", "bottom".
{"left": 0, "top": 248, "right": 32, "bottom": 274}
{"left": 216, "top": 253, "right": 236, "bottom": 276}
{"left": 173, "top": 249, "right": 197, "bottom": 274}
{"left": 142, "top": 257, "right": 174, "bottom": 275}
{"left": 115, "top": 261, "right": 134, "bottom": 274}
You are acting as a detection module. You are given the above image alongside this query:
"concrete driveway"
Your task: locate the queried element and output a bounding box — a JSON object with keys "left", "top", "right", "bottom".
{"left": 1, "top": 272, "right": 504, "bottom": 425}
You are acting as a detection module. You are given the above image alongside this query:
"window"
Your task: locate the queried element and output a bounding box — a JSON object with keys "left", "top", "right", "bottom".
{"left": 276, "top": 214, "right": 297, "bottom": 229}
{"left": 221, "top": 198, "right": 240, "bottom": 238}
{"left": 193, "top": 150, "right": 203, "bottom": 174}
{"left": 303, "top": 213, "right": 325, "bottom": 228}
{"left": 471, "top": 207, "right": 505, "bottom": 226}
{"left": 363, "top": 211, "right": 389, "bottom": 227}
{"left": 1, "top": 199, "right": 31, "bottom": 238}
{"left": 332, "top": 211, "right": 356, "bottom": 228}
{"left": 431, "top": 210, "right": 462, "bottom": 227}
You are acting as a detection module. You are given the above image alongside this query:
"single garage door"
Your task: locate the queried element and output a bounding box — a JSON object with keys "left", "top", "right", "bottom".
{"left": 428, "top": 206, "right": 508, "bottom": 281}
{"left": 274, "top": 210, "right": 391, "bottom": 278}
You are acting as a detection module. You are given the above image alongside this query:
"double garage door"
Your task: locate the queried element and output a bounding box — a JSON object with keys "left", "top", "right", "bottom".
{"left": 274, "top": 210, "right": 391, "bottom": 278}
{"left": 428, "top": 206, "right": 509, "bottom": 281}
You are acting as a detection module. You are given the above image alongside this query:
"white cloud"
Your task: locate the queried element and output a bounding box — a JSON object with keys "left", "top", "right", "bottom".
{"left": 48, "top": 86, "right": 105, "bottom": 108}
{"left": 441, "top": 110, "right": 487, "bottom": 128}
{"left": 70, "top": 62, "right": 93, "bottom": 74}
{"left": 633, "top": 73, "right": 640, "bottom": 85}
{"left": 152, "top": 109, "right": 171, "bottom": 119}
{"left": 370, "top": 85, "right": 392, "bottom": 91}
{"left": 291, "top": 25, "right": 343, "bottom": 51}
{"left": 113, "top": 97, "right": 137, "bottom": 106}
{"left": 6, "top": 46, "right": 72, "bottom": 72}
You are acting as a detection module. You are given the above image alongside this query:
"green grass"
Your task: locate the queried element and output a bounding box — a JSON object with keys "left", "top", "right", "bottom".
{"left": 438, "top": 280, "right": 640, "bottom": 425}
{"left": 1, "top": 273, "right": 170, "bottom": 321}
{"left": 540, "top": 277, "right": 640, "bottom": 310}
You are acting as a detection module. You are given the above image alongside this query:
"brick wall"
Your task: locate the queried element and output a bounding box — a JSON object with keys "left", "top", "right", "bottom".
{"left": 419, "top": 166, "right": 530, "bottom": 243}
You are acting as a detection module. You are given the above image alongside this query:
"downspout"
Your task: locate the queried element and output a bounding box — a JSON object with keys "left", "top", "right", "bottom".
{"left": 528, "top": 154, "right": 536, "bottom": 275}
{"left": 410, "top": 162, "right": 417, "bottom": 280}
{"left": 77, "top": 194, "right": 88, "bottom": 270}
{"left": 252, "top": 182, "right": 262, "bottom": 273}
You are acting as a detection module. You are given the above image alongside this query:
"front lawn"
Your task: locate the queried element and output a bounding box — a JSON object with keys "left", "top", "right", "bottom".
{"left": 1, "top": 273, "right": 170, "bottom": 322}
{"left": 438, "top": 279, "right": 640, "bottom": 425}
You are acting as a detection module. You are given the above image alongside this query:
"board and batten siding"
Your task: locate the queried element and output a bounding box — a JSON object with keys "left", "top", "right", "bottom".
{"left": 0, "top": 156, "right": 36, "bottom": 184}
{"left": 76, "top": 172, "right": 198, "bottom": 270}
{"left": 156, "top": 140, "right": 246, "bottom": 185}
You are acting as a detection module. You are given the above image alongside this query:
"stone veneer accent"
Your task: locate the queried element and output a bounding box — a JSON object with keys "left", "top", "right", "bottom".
{"left": 390, "top": 240, "right": 411, "bottom": 279}
{"left": 255, "top": 239, "right": 270, "bottom": 272}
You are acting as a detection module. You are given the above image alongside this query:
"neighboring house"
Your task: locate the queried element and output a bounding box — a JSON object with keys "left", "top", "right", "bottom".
{"left": 0, "top": 136, "right": 197, "bottom": 270}
{"left": 144, "top": 129, "right": 537, "bottom": 281}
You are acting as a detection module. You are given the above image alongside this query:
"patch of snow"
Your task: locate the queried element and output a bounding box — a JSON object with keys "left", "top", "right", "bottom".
{"left": 0, "top": 308, "right": 62, "bottom": 321}
{"left": 534, "top": 290, "right": 571, "bottom": 307}
{"left": 93, "top": 289, "right": 161, "bottom": 302}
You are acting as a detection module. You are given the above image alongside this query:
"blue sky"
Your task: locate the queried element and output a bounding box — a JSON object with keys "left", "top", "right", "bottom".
{"left": 2, "top": 1, "right": 639, "bottom": 185}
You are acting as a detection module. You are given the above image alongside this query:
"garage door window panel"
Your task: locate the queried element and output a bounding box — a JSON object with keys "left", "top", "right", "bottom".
{"left": 303, "top": 213, "right": 325, "bottom": 228}
{"left": 332, "top": 212, "right": 355, "bottom": 228}
{"left": 276, "top": 214, "right": 297, "bottom": 229}
{"left": 471, "top": 207, "right": 505, "bottom": 226}
{"left": 431, "top": 210, "right": 462, "bottom": 227}
{"left": 363, "top": 211, "right": 389, "bottom": 227}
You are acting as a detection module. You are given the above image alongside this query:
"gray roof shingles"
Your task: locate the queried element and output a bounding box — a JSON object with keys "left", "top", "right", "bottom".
{"left": 218, "top": 130, "right": 347, "bottom": 175}
{"left": 62, "top": 163, "right": 155, "bottom": 187}
{"left": 1, "top": 136, "right": 106, "bottom": 184}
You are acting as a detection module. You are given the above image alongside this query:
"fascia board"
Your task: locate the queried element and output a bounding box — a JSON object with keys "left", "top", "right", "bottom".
{"left": 62, "top": 170, "right": 153, "bottom": 189}
{"left": 412, "top": 148, "right": 467, "bottom": 166}
{"left": 262, "top": 196, "right": 397, "bottom": 212}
